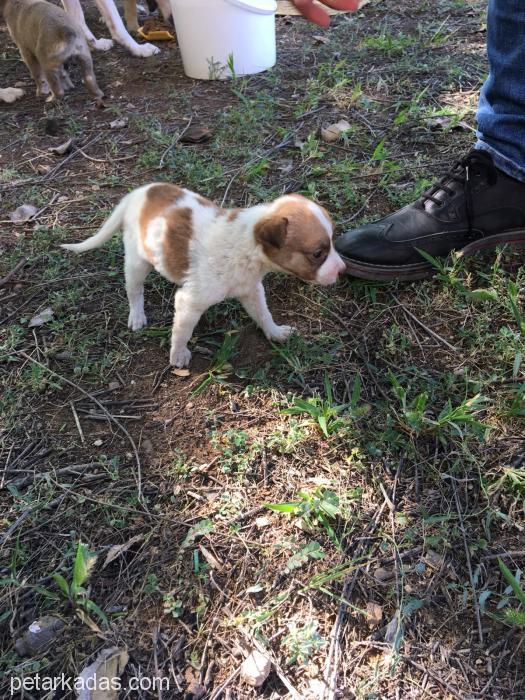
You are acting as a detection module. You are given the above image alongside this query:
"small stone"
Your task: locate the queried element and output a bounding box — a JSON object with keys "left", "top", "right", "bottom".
{"left": 255, "top": 516, "right": 270, "bottom": 528}
{"left": 240, "top": 650, "right": 271, "bottom": 688}
{"left": 14, "top": 616, "right": 65, "bottom": 656}
{"left": 108, "top": 381, "right": 120, "bottom": 391}
{"left": 142, "top": 438, "right": 154, "bottom": 455}
{"left": 93, "top": 439, "right": 103, "bottom": 447}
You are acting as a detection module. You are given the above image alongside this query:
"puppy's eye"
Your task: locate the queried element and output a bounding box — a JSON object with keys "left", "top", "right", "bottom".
{"left": 312, "top": 249, "right": 323, "bottom": 259}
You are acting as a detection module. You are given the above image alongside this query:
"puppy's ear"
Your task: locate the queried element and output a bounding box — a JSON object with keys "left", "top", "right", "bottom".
{"left": 255, "top": 216, "right": 288, "bottom": 249}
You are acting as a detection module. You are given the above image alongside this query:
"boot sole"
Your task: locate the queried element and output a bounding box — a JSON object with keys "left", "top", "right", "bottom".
{"left": 341, "top": 230, "right": 525, "bottom": 281}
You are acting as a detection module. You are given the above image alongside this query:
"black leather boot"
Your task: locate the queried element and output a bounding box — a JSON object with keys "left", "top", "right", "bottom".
{"left": 336, "top": 150, "right": 525, "bottom": 280}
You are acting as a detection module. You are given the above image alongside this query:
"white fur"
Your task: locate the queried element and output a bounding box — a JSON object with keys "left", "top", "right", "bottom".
{"left": 61, "top": 187, "right": 345, "bottom": 367}
{"left": 61, "top": 0, "right": 159, "bottom": 57}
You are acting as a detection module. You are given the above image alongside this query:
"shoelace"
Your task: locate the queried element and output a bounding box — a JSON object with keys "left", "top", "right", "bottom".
{"left": 420, "top": 151, "right": 498, "bottom": 235}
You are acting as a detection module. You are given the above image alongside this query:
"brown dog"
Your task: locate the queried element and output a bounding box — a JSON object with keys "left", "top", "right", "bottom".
{"left": 1, "top": 0, "right": 103, "bottom": 102}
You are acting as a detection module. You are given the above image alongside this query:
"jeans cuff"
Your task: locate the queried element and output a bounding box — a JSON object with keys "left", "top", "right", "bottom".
{"left": 475, "top": 140, "right": 525, "bottom": 183}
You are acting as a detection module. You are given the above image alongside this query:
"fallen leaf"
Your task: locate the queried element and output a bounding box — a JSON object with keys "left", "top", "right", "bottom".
{"left": 240, "top": 649, "right": 271, "bottom": 688}
{"left": 180, "top": 126, "right": 212, "bottom": 144}
{"left": 172, "top": 367, "right": 191, "bottom": 377}
{"left": 10, "top": 203, "right": 38, "bottom": 223}
{"left": 110, "top": 117, "right": 128, "bottom": 129}
{"left": 366, "top": 601, "right": 383, "bottom": 627}
{"left": 321, "top": 119, "right": 351, "bottom": 143}
{"left": 181, "top": 519, "right": 214, "bottom": 548}
{"left": 185, "top": 668, "right": 205, "bottom": 700}
{"left": 102, "top": 534, "right": 144, "bottom": 569}
{"left": 49, "top": 138, "right": 73, "bottom": 156}
{"left": 76, "top": 647, "right": 129, "bottom": 700}
{"left": 28, "top": 307, "right": 54, "bottom": 327}
{"left": 199, "top": 544, "right": 222, "bottom": 570}
{"left": 373, "top": 567, "right": 396, "bottom": 583}
{"left": 384, "top": 613, "right": 404, "bottom": 650}
{"left": 14, "top": 616, "right": 65, "bottom": 657}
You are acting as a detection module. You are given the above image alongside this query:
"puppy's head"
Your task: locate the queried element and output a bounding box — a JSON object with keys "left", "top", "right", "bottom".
{"left": 255, "top": 195, "right": 346, "bottom": 285}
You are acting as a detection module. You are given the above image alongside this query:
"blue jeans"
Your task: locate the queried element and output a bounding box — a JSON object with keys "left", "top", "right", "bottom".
{"left": 476, "top": 0, "right": 525, "bottom": 182}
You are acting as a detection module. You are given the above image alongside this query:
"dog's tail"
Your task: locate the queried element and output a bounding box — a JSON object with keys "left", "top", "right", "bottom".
{"left": 61, "top": 194, "right": 130, "bottom": 253}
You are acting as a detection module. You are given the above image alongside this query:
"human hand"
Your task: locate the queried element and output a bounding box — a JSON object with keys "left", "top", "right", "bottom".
{"left": 290, "top": 0, "right": 360, "bottom": 27}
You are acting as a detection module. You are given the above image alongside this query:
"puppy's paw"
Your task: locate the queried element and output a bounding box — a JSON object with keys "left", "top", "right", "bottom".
{"left": 91, "top": 38, "right": 114, "bottom": 51}
{"left": 170, "top": 345, "right": 192, "bottom": 368}
{"left": 266, "top": 325, "right": 296, "bottom": 343}
{"left": 37, "top": 81, "right": 50, "bottom": 97}
{"left": 133, "top": 42, "right": 161, "bottom": 57}
{"left": 128, "top": 309, "right": 147, "bottom": 331}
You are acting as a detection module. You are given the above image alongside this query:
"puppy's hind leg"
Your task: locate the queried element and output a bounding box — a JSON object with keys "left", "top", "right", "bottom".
{"left": 125, "top": 253, "right": 152, "bottom": 331}
{"left": 18, "top": 48, "right": 48, "bottom": 96}
{"left": 169, "top": 288, "right": 208, "bottom": 368}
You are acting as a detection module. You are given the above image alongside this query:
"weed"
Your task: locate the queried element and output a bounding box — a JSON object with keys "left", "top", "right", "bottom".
{"left": 266, "top": 487, "right": 341, "bottom": 544}
{"left": 42, "top": 541, "right": 107, "bottom": 630}
{"left": 282, "top": 373, "right": 368, "bottom": 437}
{"left": 282, "top": 620, "right": 326, "bottom": 665}
{"left": 192, "top": 332, "right": 238, "bottom": 396}
{"left": 388, "top": 371, "right": 488, "bottom": 439}
{"left": 496, "top": 559, "right": 525, "bottom": 628}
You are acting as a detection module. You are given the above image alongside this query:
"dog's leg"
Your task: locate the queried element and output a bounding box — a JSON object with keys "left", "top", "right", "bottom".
{"left": 155, "top": 0, "right": 172, "bottom": 21}
{"left": 77, "top": 50, "right": 104, "bottom": 102}
{"left": 123, "top": 0, "right": 139, "bottom": 33}
{"left": 60, "top": 67, "right": 75, "bottom": 91}
{"left": 18, "top": 48, "right": 48, "bottom": 96}
{"left": 43, "top": 67, "right": 66, "bottom": 102}
{"left": 169, "top": 288, "right": 208, "bottom": 367}
{"left": 62, "top": 0, "right": 114, "bottom": 51}
{"left": 125, "top": 255, "right": 152, "bottom": 331}
{"left": 238, "top": 282, "right": 295, "bottom": 342}
{"left": 94, "top": 0, "right": 160, "bottom": 57}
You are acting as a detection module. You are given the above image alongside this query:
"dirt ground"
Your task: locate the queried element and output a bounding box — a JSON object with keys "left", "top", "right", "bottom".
{"left": 1, "top": 0, "right": 525, "bottom": 698}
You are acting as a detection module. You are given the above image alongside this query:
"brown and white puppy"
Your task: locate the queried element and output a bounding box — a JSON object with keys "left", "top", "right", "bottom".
{"left": 2, "top": 0, "right": 103, "bottom": 102}
{"left": 61, "top": 185, "right": 346, "bottom": 367}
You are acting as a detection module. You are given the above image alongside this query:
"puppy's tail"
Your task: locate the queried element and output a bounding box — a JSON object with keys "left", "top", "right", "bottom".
{"left": 61, "top": 194, "right": 130, "bottom": 253}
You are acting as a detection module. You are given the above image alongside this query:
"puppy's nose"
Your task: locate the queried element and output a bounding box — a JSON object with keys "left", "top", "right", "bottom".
{"left": 336, "top": 255, "right": 347, "bottom": 276}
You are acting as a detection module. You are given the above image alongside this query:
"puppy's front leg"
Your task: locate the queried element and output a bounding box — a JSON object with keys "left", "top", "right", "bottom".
{"left": 238, "top": 282, "right": 295, "bottom": 343}
{"left": 170, "top": 288, "right": 207, "bottom": 367}
{"left": 94, "top": 0, "right": 160, "bottom": 57}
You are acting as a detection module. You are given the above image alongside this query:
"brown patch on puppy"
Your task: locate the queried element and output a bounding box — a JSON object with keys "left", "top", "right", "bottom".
{"left": 254, "top": 198, "right": 332, "bottom": 281}
{"left": 196, "top": 194, "right": 216, "bottom": 208}
{"left": 227, "top": 209, "right": 240, "bottom": 222}
{"left": 163, "top": 207, "right": 193, "bottom": 280}
{"left": 140, "top": 184, "right": 185, "bottom": 267}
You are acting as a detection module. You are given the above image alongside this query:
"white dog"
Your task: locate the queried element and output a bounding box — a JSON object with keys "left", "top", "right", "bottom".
{"left": 61, "top": 0, "right": 171, "bottom": 58}
{"left": 61, "top": 185, "right": 346, "bottom": 367}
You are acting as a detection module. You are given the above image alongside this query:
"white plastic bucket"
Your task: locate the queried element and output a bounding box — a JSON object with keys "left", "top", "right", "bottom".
{"left": 170, "top": 0, "right": 277, "bottom": 80}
